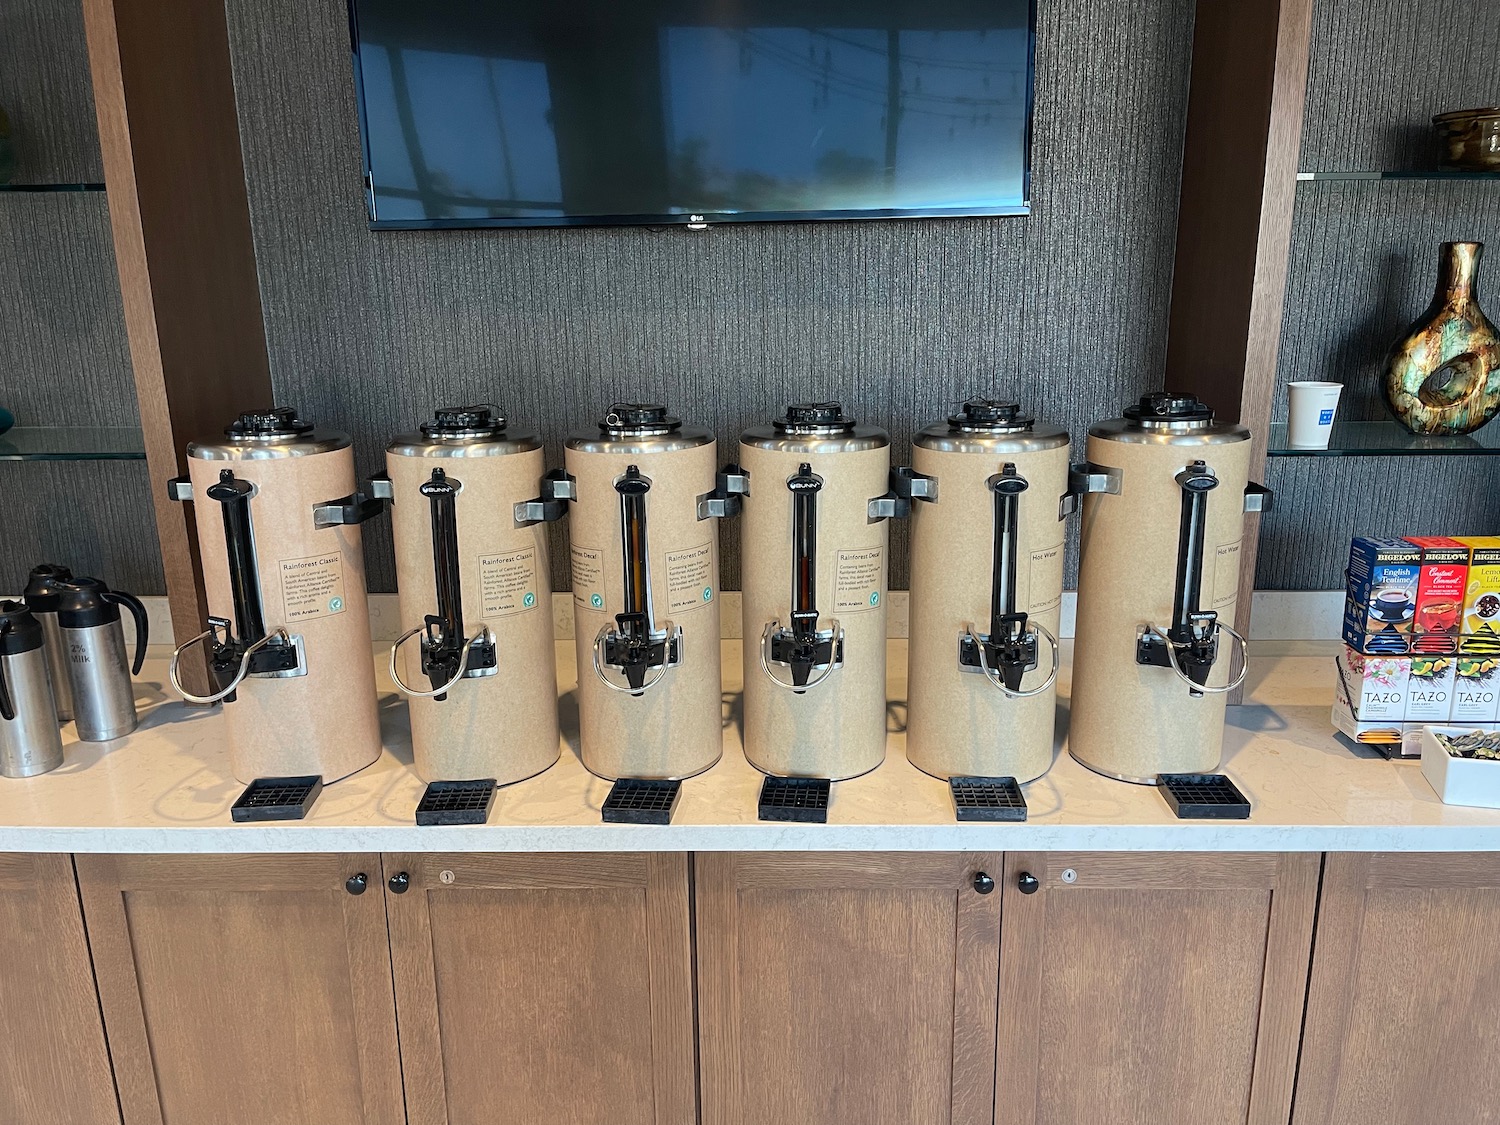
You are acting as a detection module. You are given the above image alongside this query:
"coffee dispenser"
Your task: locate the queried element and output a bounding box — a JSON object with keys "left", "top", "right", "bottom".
{"left": 564, "top": 404, "right": 726, "bottom": 779}
{"left": 386, "top": 405, "right": 563, "bottom": 786}
{"left": 0, "top": 600, "right": 65, "bottom": 778}
{"left": 739, "top": 403, "right": 894, "bottom": 779}
{"left": 1070, "top": 392, "right": 1265, "bottom": 781}
{"left": 906, "top": 399, "right": 1069, "bottom": 783}
{"left": 23, "top": 564, "right": 75, "bottom": 721}
{"left": 168, "top": 407, "right": 384, "bottom": 784}
{"left": 56, "top": 578, "right": 148, "bottom": 742}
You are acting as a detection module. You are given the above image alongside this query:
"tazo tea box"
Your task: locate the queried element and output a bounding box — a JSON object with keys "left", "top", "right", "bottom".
{"left": 1456, "top": 537, "right": 1500, "bottom": 658}
{"left": 1404, "top": 537, "right": 1469, "bottom": 654}
{"left": 1336, "top": 646, "right": 1410, "bottom": 722}
{"left": 1454, "top": 652, "right": 1500, "bottom": 723}
{"left": 1343, "top": 537, "right": 1420, "bottom": 653}
{"left": 1406, "top": 653, "right": 1456, "bottom": 723}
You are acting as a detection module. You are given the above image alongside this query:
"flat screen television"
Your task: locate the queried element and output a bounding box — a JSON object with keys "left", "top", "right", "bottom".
{"left": 348, "top": 0, "right": 1034, "bottom": 229}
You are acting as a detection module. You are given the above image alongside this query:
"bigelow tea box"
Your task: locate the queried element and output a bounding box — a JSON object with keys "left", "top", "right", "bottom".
{"left": 1343, "top": 537, "right": 1421, "bottom": 654}
{"left": 1456, "top": 537, "right": 1500, "bottom": 651}
{"left": 1404, "top": 537, "right": 1469, "bottom": 654}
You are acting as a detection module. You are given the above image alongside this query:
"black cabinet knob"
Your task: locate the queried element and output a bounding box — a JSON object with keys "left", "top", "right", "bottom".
{"left": 1017, "top": 871, "right": 1040, "bottom": 895}
{"left": 388, "top": 871, "right": 410, "bottom": 894}
{"left": 345, "top": 873, "right": 368, "bottom": 896}
{"left": 972, "top": 871, "right": 995, "bottom": 895}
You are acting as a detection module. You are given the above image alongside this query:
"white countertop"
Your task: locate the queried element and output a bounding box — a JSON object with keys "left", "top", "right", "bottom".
{"left": 1, "top": 640, "right": 1496, "bottom": 854}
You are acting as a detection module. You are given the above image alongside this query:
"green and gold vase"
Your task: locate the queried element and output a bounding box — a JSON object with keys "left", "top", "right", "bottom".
{"left": 1383, "top": 241, "right": 1500, "bottom": 435}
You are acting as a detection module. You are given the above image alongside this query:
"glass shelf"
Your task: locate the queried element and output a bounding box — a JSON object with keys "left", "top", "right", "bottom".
{"left": 0, "top": 182, "right": 106, "bottom": 193}
{"left": 0, "top": 427, "right": 146, "bottom": 461}
{"left": 1297, "top": 170, "right": 1500, "bottom": 182}
{"left": 1267, "top": 420, "right": 1500, "bottom": 457}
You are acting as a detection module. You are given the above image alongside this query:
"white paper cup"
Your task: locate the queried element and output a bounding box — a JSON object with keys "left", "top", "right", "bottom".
{"left": 1287, "top": 381, "right": 1343, "bottom": 447}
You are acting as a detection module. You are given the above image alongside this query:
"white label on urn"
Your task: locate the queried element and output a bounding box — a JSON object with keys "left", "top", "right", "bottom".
{"left": 1029, "top": 543, "right": 1063, "bottom": 613}
{"left": 571, "top": 544, "right": 605, "bottom": 611}
{"left": 1214, "top": 541, "right": 1241, "bottom": 609}
{"left": 835, "top": 546, "right": 884, "bottom": 613}
{"left": 478, "top": 547, "right": 539, "bottom": 619}
{"left": 280, "top": 553, "right": 347, "bottom": 621}
{"left": 666, "top": 542, "right": 714, "bottom": 615}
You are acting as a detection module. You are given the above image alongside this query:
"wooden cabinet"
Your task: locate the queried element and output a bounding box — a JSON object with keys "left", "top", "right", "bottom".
{"left": 1293, "top": 852, "right": 1500, "bottom": 1125}
{"left": 995, "top": 852, "right": 1319, "bottom": 1125}
{"left": 383, "top": 852, "right": 696, "bottom": 1125}
{"left": 696, "top": 851, "right": 1004, "bottom": 1125}
{"left": 76, "top": 853, "right": 404, "bottom": 1125}
{"left": 0, "top": 853, "right": 119, "bottom": 1125}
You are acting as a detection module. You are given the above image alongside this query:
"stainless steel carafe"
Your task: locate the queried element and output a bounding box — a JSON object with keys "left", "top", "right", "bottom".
{"left": 906, "top": 399, "right": 1070, "bottom": 783}
{"left": 0, "top": 600, "right": 65, "bottom": 777}
{"left": 56, "top": 578, "right": 149, "bottom": 742}
{"left": 169, "top": 407, "right": 386, "bottom": 784}
{"left": 23, "top": 563, "right": 75, "bottom": 721}
{"left": 564, "top": 403, "right": 728, "bottom": 780}
{"left": 1069, "top": 392, "right": 1266, "bottom": 782}
{"left": 739, "top": 402, "right": 894, "bottom": 779}
{"left": 386, "top": 405, "right": 563, "bottom": 785}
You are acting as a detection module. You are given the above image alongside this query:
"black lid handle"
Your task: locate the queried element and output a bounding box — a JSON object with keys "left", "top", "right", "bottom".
{"left": 106, "top": 591, "right": 150, "bottom": 675}
{"left": 0, "top": 623, "right": 13, "bottom": 722}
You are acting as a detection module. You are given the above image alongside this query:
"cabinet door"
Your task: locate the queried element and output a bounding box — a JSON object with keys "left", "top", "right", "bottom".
{"left": 697, "top": 851, "right": 1003, "bottom": 1125}
{"left": 997, "top": 852, "right": 1319, "bottom": 1125}
{"left": 0, "top": 853, "right": 119, "bottom": 1125}
{"left": 76, "top": 854, "right": 404, "bottom": 1125}
{"left": 384, "top": 852, "right": 695, "bottom": 1125}
{"left": 1293, "top": 853, "right": 1500, "bottom": 1125}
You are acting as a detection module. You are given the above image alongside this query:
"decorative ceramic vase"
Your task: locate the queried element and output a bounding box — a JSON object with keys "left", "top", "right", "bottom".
{"left": 1383, "top": 241, "right": 1500, "bottom": 436}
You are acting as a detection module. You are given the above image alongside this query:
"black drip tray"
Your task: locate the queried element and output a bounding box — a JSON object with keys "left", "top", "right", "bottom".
{"left": 602, "top": 778, "right": 682, "bottom": 825}
{"left": 758, "top": 776, "right": 831, "bottom": 823}
{"left": 416, "top": 779, "right": 497, "bottom": 826}
{"left": 1157, "top": 773, "right": 1251, "bottom": 819}
{"left": 230, "top": 776, "right": 323, "bottom": 822}
{"left": 949, "top": 776, "right": 1028, "bottom": 822}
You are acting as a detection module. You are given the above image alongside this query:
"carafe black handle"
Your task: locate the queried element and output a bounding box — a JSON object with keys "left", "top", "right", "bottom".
{"left": 106, "top": 591, "right": 150, "bottom": 675}
{"left": 0, "top": 625, "right": 13, "bottom": 722}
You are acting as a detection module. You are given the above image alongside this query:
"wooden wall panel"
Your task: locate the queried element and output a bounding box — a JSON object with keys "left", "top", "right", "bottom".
{"left": 222, "top": 0, "right": 1198, "bottom": 593}
{"left": 0, "top": 0, "right": 105, "bottom": 182}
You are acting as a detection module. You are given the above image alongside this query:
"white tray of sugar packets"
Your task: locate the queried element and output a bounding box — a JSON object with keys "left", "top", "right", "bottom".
{"left": 1421, "top": 727, "right": 1500, "bottom": 809}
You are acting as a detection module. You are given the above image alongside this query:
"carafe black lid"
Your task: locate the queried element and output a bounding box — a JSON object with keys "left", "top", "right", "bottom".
{"left": 55, "top": 577, "right": 121, "bottom": 629}
{"left": 421, "top": 404, "right": 507, "bottom": 438}
{"left": 948, "top": 398, "right": 1033, "bottom": 432}
{"left": 23, "top": 563, "right": 75, "bottom": 612}
{"left": 601, "top": 403, "right": 681, "bottom": 435}
{"left": 0, "top": 600, "right": 43, "bottom": 656}
{"left": 775, "top": 401, "right": 856, "bottom": 434}
{"left": 226, "top": 406, "right": 315, "bottom": 440}
{"left": 1123, "top": 392, "right": 1214, "bottom": 424}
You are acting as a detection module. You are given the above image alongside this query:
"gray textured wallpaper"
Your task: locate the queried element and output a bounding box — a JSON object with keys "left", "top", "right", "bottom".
{"left": 0, "top": 0, "right": 104, "bottom": 183}
{"left": 223, "top": 0, "right": 1197, "bottom": 593}
{"left": 1255, "top": 0, "right": 1500, "bottom": 589}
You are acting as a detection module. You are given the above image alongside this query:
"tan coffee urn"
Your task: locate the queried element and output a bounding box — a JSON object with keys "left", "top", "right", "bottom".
{"left": 168, "top": 407, "right": 383, "bottom": 784}
{"left": 740, "top": 403, "right": 893, "bottom": 779}
{"left": 906, "top": 399, "right": 1069, "bottom": 782}
{"left": 1070, "top": 392, "right": 1262, "bottom": 782}
{"left": 564, "top": 404, "right": 725, "bottom": 780}
{"left": 385, "top": 406, "right": 563, "bottom": 785}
